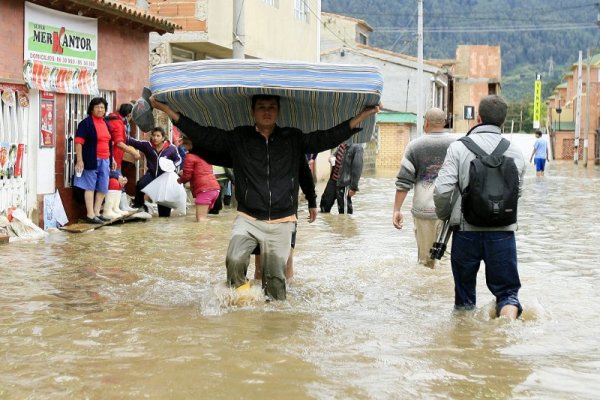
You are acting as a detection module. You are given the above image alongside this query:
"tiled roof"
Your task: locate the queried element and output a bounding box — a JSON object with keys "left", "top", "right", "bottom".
{"left": 29, "top": 0, "right": 180, "bottom": 33}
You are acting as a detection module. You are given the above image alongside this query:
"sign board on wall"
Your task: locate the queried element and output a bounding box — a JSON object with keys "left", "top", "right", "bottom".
{"left": 463, "top": 105, "right": 475, "bottom": 120}
{"left": 40, "top": 91, "right": 55, "bottom": 148}
{"left": 23, "top": 2, "right": 98, "bottom": 95}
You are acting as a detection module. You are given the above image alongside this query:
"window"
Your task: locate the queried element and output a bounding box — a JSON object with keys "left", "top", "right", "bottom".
{"left": 263, "top": 0, "right": 279, "bottom": 7}
{"left": 294, "top": 0, "right": 309, "bottom": 23}
{"left": 357, "top": 32, "right": 368, "bottom": 45}
{"left": 171, "top": 46, "right": 195, "bottom": 63}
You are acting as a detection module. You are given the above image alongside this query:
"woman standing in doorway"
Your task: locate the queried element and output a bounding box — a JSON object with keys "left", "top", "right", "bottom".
{"left": 73, "top": 97, "right": 113, "bottom": 224}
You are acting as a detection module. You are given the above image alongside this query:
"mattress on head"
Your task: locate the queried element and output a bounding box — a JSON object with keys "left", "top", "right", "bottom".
{"left": 149, "top": 59, "right": 383, "bottom": 143}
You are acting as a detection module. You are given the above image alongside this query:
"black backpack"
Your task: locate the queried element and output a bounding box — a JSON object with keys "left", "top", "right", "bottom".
{"left": 458, "top": 136, "right": 519, "bottom": 227}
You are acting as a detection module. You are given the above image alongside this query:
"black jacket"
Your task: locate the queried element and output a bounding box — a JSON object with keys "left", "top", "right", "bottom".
{"left": 175, "top": 115, "right": 358, "bottom": 220}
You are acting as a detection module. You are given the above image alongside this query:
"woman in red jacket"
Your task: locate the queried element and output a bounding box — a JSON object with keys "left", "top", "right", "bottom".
{"left": 178, "top": 152, "right": 220, "bottom": 221}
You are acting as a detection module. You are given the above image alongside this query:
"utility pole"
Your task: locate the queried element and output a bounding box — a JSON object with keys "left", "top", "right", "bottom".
{"left": 416, "top": 0, "right": 423, "bottom": 136}
{"left": 232, "top": 0, "right": 245, "bottom": 59}
{"left": 584, "top": 48, "right": 591, "bottom": 167}
{"left": 575, "top": 51, "right": 583, "bottom": 164}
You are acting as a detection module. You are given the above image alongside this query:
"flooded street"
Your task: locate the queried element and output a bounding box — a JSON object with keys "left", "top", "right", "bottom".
{"left": 2, "top": 138, "right": 600, "bottom": 398}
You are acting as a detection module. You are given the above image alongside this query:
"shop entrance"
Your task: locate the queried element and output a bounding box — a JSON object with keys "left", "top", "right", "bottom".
{"left": 63, "top": 91, "right": 114, "bottom": 188}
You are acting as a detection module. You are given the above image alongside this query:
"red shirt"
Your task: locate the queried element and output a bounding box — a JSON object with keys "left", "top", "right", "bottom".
{"left": 107, "top": 113, "right": 126, "bottom": 168}
{"left": 75, "top": 115, "right": 111, "bottom": 159}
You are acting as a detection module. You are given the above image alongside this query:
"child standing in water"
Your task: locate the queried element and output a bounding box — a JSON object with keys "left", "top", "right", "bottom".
{"left": 178, "top": 152, "right": 220, "bottom": 221}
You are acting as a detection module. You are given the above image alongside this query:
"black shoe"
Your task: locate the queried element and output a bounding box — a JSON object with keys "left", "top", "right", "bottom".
{"left": 84, "top": 216, "right": 103, "bottom": 224}
{"left": 97, "top": 215, "right": 111, "bottom": 222}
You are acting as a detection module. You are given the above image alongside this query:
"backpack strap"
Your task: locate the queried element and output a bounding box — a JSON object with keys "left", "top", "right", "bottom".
{"left": 458, "top": 136, "right": 487, "bottom": 158}
{"left": 490, "top": 138, "right": 510, "bottom": 156}
{"left": 458, "top": 136, "right": 510, "bottom": 157}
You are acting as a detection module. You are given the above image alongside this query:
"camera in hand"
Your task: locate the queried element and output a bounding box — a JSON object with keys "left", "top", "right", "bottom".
{"left": 429, "top": 219, "right": 454, "bottom": 260}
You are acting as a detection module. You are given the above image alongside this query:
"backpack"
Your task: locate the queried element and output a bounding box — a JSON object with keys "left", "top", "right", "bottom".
{"left": 458, "top": 136, "right": 519, "bottom": 227}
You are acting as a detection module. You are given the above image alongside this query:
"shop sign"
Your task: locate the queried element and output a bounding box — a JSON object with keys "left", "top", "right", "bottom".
{"left": 23, "top": 2, "right": 98, "bottom": 95}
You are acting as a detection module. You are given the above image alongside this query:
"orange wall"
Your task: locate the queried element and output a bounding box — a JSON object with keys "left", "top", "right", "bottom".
{"left": 96, "top": 20, "right": 151, "bottom": 105}
{"left": 149, "top": 0, "right": 206, "bottom": 31}
{"left": 0, "top": 0, "right": 26, "bottom": 82}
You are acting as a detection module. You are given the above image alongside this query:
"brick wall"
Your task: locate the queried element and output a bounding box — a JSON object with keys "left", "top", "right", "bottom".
{"left": 554, "top": 132, "right": 596, "bottom": 161}
{"left": 561, "top": 138, "right": 586, "bottom": 160}
{"left": 376, "top": 123, "right": 411, "bottom": 171}
{"left": 149, "top": 0, "right": 205, "bottom": 31}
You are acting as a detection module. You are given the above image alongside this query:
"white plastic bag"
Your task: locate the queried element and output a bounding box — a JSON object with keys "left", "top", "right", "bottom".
{"left": 142, "top": 171, "right": 187, "bottom": 213}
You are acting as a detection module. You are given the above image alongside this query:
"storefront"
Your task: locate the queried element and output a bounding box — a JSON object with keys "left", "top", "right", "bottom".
{"left": 0, "top": 0, "right": 176, "bottom": 228}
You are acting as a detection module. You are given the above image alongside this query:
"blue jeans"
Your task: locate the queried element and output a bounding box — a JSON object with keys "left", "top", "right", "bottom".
{"left": 450, "top": 231, "right": 522, "bottom": 317}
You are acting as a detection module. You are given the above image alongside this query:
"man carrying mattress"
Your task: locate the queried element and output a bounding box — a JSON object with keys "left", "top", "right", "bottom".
{"left": 150, "top": 94, "right": 379, "bottom": 300}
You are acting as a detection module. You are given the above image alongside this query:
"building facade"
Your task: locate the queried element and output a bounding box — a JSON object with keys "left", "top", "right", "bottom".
{"left": 0, "top": 0, "right": 175, "bottom": 228}
{"left": 319, "top": 12, "right": 450, "bottom": 174}
{"left": 547, "top": 54, "right": 599, "bottom": 163}
{"left": 449, "top": 45, "right": 502, "bottom": 133}
{"left": 148, "top": 0, "right": 322, "bottom": 64}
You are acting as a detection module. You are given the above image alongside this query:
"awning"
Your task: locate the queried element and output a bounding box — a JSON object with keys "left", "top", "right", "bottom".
{"left": 150, "top": 59, "right": 383, "bottom": 143}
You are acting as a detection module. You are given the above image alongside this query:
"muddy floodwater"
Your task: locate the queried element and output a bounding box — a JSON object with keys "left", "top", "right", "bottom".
{"left": 1, "top": 139, "right": 600, "bottom": 399}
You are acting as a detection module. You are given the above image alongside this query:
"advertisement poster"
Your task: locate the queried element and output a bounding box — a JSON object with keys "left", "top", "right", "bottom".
{"left": 40, "top": 91, "right": 55, "bottom": 148}
{"left": 43, "top": 190, "right": 68, "bottom": 230}
{"left": 14, "top": 144, "right": 24, "bottom": 177}
{"left": 0, "top": 143, "right": 8, "bottom": 178}
{"left": 23, "top": 2, "right": 98, "bottom": 95}
{"left": 7, "top": 144, "right": 18, "bottom": 178}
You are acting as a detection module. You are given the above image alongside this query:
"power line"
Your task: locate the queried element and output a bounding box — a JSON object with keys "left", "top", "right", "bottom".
{"left": 305, "top": 0, "right": 359, "bottom": 51}
{"left": 376, "top": 24, "right": 599, "bottom": 34}
{"left": 322, "top": 1, "right": 598, "bottom": 19}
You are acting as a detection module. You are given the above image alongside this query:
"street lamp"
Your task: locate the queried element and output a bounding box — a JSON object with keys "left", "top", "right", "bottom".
{"left": 555, "top": 98, "right": 562, "bottom": 131}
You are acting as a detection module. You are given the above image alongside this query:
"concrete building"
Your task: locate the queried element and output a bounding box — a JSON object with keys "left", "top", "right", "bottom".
{"left": 0, "top": 0, "right": 176, "bottom": 227}
{"left": 449, "top": 45, "right": 502, "bottom": 133}
{"left": 320, "top": 12, "right": 451, "bottom": 173}
{"left": 547, "top": 54, "right": 599, "bottom": 163}
{"left": 320, "top": 11, "right": 373, "bottom": 51}
{"left": 149, "top": 0, "right": 322, "bottom": 64}
{"left": 320, "top": 13, "right": 504, "bottom": 173}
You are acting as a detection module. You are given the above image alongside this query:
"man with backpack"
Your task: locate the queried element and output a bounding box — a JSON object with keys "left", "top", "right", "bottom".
{"left": 433, "top": 95, "right": 527, "bottom": 319}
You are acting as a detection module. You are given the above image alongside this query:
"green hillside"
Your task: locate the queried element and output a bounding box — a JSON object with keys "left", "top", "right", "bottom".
{"left": 322, "top": 0, "right": 600, "bottom": 102}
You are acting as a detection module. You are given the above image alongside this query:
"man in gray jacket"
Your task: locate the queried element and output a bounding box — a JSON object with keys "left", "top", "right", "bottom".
{"left": 319, "top": 141, "right": 364, "bottom": 214}
{"left": 393, "top": 108, "right": 456, "bottom": 268}
{"left": 433, "top": 95, "right": 526, "bottom": 319}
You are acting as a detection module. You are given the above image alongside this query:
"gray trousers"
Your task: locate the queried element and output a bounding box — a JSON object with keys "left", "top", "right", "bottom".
{"left": 226, "top": 216, "right": 294, "bottom": 300}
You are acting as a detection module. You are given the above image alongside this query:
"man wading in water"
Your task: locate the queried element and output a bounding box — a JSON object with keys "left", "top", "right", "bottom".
{"left": 150, "top": 94, "right": 380, "bottom": 300}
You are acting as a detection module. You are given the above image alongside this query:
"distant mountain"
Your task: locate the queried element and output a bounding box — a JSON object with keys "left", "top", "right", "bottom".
{"left": 322, "top": 0, "right": 600, "bottom": 102}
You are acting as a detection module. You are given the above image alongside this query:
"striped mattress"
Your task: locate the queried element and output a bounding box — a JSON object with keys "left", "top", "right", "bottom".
{"left": 149, "top": 59, "right": 383, "bottom": 143}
